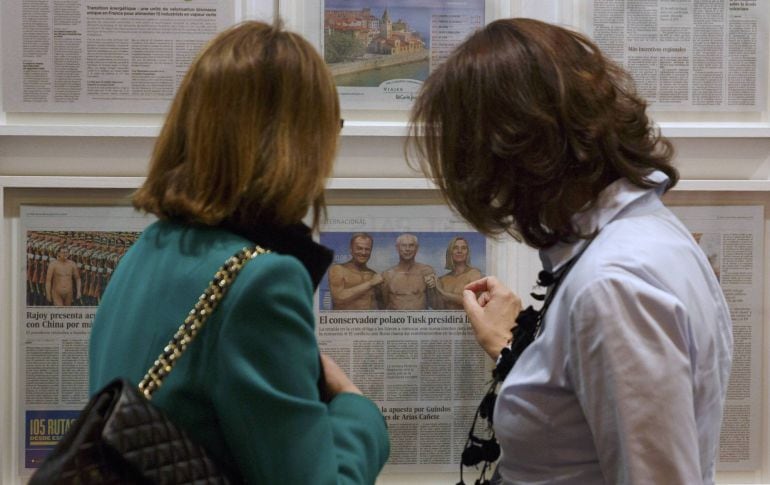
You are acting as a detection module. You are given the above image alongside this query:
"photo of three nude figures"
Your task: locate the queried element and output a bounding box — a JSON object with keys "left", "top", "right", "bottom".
{"left": 319, "top": 231, "right": 487, "bottom": 311}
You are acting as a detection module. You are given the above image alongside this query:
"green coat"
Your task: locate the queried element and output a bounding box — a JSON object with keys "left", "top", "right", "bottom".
{"left": 89, "top": 220, "right": 390, "bottom": 484}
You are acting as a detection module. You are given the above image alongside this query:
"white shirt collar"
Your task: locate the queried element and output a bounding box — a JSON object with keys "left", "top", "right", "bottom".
{"left": 539, "top": 170, "right": 670, "bottom": 273}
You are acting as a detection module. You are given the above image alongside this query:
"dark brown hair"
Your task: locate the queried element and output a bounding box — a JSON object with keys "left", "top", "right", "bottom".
{"left": 408, "top": 18, "right": 677, "bottom": 248}
{"left": 133, "top": 21, "right": 340, "bottom": 231}
{"left": 349, "top": 232, "right": 373, "bottom": 248}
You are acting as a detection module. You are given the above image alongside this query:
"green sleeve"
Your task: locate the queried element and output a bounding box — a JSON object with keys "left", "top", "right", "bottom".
{"left": 211, "top": 254, "right": 389, "bottom": 484}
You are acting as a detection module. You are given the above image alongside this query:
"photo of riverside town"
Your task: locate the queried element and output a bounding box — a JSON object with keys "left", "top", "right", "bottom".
{"left": 324, "top": 2, "right": 430, "bottom": 86}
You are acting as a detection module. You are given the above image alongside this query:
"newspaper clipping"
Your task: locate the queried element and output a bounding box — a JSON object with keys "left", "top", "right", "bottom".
{"left": 17, "top": 206, "right": 154, "bottom": 473}
{"left": 318, "top": 205, "right": 493, "bottom": 471}
{"left": 323, "top": 0, "right": 484, "bottom": 110}
{"left": 586, "top": 0, "right": 769, "bottom": 111}
{"left": 670, "top": 205, "right": 764, "bottom": 470}
{"left": 2, "top": 0, "right": 235, "bottom": 113}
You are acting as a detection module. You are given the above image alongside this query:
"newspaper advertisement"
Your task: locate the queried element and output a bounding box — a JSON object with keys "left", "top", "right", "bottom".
{"left": 2, "top": 0, "right": 235, "bottom": 113}
{"left": 323, "top": 0, "right": 484, "bottom": 110}
{"left": 585, "top": 0, "right": 769, "bottom": 111}
{"left": 318, "top": 205, "right": 493, "bottom": 471}
{"left": 17, "top": 206, "right": 154, "bottom": 473}
{"left": 670, "top": 205, "right": 764, "bottom": 470}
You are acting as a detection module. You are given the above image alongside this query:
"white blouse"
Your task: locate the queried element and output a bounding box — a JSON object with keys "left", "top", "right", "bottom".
{"left": 494, "top": 172, "right": 733, "bottom": 484}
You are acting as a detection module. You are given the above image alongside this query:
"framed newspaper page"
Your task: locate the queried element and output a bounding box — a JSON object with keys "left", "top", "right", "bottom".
{"left": 16, "top": 206, "right": 154, "bottom": 474}
{"left": 0, "top": 0, "right": 278, "bottom": 140}
{"left": 563, "top": 0, "right": 770, "bottom": 137}
{"left": 278, "top": 0, "right": 507, "bottom": 129}
{"left": 314, "top": 198, "right": 534, "bottom": 475}
{"left": 0, "top": 178, "right": 146, "bottom": 481}
{"left": 662, "top": 189, "right": 769, "bottom": 476}
{"left": 0, "top": 0, "right": 243, "bottom": 114}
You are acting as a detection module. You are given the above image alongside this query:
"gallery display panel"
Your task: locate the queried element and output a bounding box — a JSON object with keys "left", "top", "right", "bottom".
{"left": 277, "top": 0, "right": 770, "bottom": 137}
{"left": 1, "top": 178, "right": 769, "bottom": 484}
{"left": 317, "top": 204, "right": 498, "bottom": 472}
{"left": 0, "top": 0, "right": 768, "bottom": 137}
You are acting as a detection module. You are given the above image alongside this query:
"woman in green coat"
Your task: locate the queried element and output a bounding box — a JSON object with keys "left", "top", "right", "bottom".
{"left": 89, "top": 21, "right": 389, "bottom": 484}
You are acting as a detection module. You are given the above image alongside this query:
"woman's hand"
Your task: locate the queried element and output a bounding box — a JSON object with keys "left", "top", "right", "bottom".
{"left": 463, "top": 276, "right": 522, "bottom": 359}
{"left": 320, "top": 353, "right": 362, "bottom": 401}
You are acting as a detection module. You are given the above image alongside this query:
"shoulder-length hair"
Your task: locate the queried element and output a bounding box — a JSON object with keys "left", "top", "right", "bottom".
{"left": 445, "top": 236, "right": 471, "bottom": 270}
{"left": 408, "top": 18, "right": 677, "bottom": 248}
{"left": 133, "top": 21, "right": 340, "bottom": 231}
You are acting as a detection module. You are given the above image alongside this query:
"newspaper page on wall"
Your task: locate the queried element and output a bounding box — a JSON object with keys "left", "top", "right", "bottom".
{"left": 16, "top": 206, "right": 154, "bottom": 474}
{"left": 1, "top": 0, "right": 235, "bottom": 113}
{"left": 585, "top": 0, "right": 769, "bottom": 111}
{"left": 317, "top": 205, "right": 493, "bottom": 472}
{"left": 323, "top": 0, "right": 484, "bottom": 110}
{"left": 670, "top": 205, "right": 764, "bottom": 470}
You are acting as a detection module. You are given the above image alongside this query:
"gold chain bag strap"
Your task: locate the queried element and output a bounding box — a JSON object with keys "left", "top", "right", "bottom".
{"left": 29, "top": 246, "right": 270, "bottom": 485}
{"left": 139, "top": 245, "right": 270, "bottom": 398}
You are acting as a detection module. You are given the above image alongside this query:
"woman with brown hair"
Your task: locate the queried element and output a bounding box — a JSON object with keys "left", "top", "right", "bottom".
{"left": 89, "top": 21, "right": 389, "bottom": 483}
{"left": 409, "top": 18, "right": 731, "bottom": 485}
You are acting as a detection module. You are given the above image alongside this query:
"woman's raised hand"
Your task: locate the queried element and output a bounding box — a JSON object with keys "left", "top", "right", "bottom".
{"left": 463, "top": 276, "right": 522, "bottom": 359}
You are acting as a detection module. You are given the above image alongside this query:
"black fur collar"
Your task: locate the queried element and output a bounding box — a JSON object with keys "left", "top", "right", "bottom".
{"left": 224, "top": 221, "right": 332, "bottom": 290}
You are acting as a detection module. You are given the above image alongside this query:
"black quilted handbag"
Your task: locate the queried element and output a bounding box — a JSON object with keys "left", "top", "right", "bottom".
{"left": 29, "top": 246, "right": 269, "bottom": 485}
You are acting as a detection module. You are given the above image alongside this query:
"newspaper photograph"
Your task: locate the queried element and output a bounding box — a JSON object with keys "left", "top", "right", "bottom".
{"left": 323, "top": 0, "right": 484, "bottom": 110}
{"left": 317, "top": 205, "right": 494, "bottom": 472}
{"left": 26, "top": 230, "right": 138, "bottom": 307}
{"left": 2, "top": 0, "right": 235, "bottom": 113}
{"left": 17, "top": 206, "right": 154, "bottom": 473}
{"left": 585, "top": 0, "right": 769, "bottom": 111}
{"left": 670, "top": 205, "right": 764, "bottom": 470}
